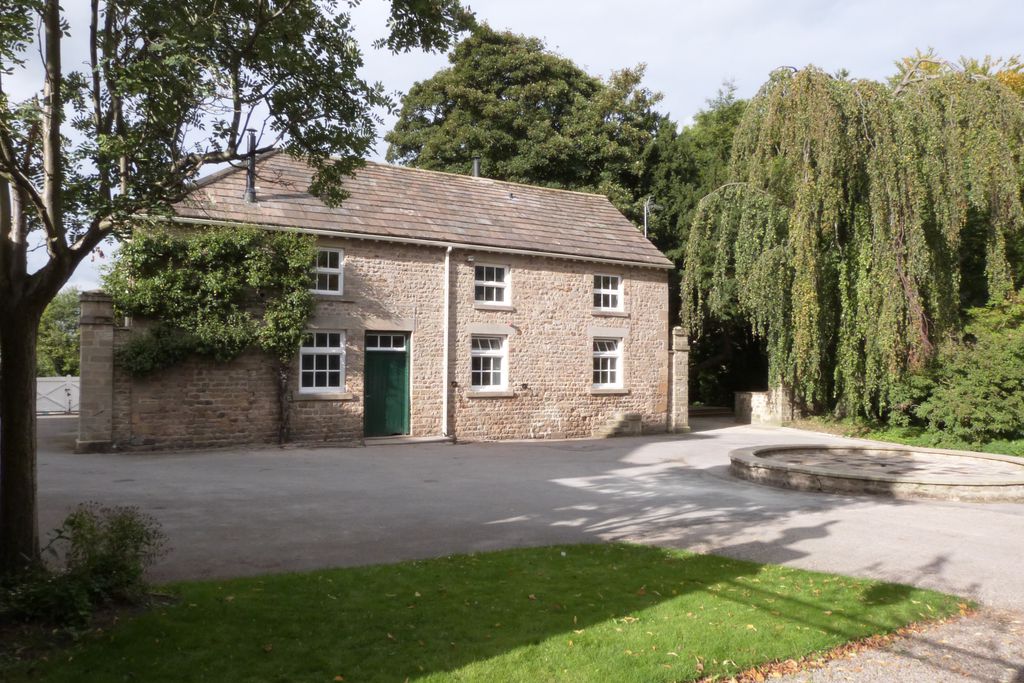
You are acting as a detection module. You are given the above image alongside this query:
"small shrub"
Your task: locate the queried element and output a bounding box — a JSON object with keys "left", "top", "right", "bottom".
{"left": 912, "top": 295, "right": 1024, "bottom": 443}
{"left": 0, "top": 504, "right": 167, "bottom": 626}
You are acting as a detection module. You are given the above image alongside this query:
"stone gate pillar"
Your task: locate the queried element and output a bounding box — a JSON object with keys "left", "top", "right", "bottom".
{"left": 76, "top": 291, "right": 115, "bottom": 452}
{"left": 669, "top": 326, "right": 690, "bottom": 433}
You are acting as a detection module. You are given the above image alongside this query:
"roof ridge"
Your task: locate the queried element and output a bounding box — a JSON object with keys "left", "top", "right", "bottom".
{"left": 357, "top": 159, "right": 623, "bottom": 203}
{"left": 191, "top": 149, "right": 285, "bottom": 190}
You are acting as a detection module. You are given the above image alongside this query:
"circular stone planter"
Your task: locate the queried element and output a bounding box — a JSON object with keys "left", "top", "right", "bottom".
{"left": 729, "top": 444, "right": 1024, "bottom": 502}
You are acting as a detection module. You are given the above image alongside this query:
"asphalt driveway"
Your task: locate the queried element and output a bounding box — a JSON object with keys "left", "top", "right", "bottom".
{"left": 36, "top": 415, "right": 1024, "bottom": 614}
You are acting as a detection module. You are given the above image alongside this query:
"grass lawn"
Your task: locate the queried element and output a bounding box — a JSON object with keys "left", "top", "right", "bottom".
{"left": 792, "top": 417, "right": 1024, "bottom": 457}
{"left": 8, "top": 544, "right": 964, "bottom": 682}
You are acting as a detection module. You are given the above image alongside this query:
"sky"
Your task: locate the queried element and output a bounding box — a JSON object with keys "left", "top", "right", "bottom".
{"left": 16, "top": 0, "right": 1024, "bottom": 290}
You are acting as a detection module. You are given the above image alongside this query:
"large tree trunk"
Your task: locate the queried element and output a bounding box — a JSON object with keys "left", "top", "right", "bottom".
{"left": 0, "top": 305, "right": 43, "bottom": 574}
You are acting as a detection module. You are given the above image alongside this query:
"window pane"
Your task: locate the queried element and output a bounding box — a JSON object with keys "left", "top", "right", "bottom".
{"left": 328, "top": 373, "right": 340, "bottom": 387}
{"left": 302, "top": 355, "right": 314, "bottom": 370}
{"left": 318, "top": 251, "right": 330, "bottom": 268}
{"left": 474, "top": 265, "right": 485, "bottom": 281}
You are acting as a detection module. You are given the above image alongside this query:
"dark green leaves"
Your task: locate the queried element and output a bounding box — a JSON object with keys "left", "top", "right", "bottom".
{"left": 106, "top": 225, "right": 317, "bottom": 374}
{"left": 683, "top": 66, "right": 1024, "bottom": 416}
{"left": 384, "top": 24, "right": 663, "bottom": 220}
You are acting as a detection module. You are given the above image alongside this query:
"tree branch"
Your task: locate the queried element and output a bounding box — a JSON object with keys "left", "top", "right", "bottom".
{"left": 41, "top": 0, "right": 67, "bottom": 266}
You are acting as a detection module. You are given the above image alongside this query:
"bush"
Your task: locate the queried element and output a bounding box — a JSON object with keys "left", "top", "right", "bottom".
{"left": 0, "top": 504, "right": 167, "bottom": 626}
{"left": 891, "top": 293, "right": 1024, "bottom": 443}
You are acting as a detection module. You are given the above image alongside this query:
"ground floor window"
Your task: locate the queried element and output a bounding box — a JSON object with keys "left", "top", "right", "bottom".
{"left": 300, "top": 331, "right": 346, "bottom": 392}
{"left": 592, "top": 337, "right": 622, "bottom": 388}
{"left": 470, "top": 335, "right": 507, "bottom": 390}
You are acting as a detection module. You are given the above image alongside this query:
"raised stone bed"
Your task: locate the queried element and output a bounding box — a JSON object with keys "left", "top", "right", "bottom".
{"left": 730, "top": 444, "right": 1024, "bottom": 502}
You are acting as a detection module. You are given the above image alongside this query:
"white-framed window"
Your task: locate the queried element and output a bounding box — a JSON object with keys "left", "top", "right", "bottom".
{"left": 474, "top": 265, "right": 509, "bottom": 304}
{"left": 593, "top": 274, "right": 623, "bottom": 311}
{"left": 299, "top": 331, "right": 346, "bottom": 393}
{"left": 470, "top": 335, "right": 507, "bottom": 390}
{"left": 592, "top": 337, "right": 623, "bottom": 388}
{"left": 312, "top": 248, "right": 344, "bottom": 294}
{"left": 365, "top": 333, "right": 407, "bottom": 351}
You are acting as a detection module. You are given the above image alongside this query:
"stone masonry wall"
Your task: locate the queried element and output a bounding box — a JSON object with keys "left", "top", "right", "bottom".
{"left": 83, "top": 236, "right": 670, "bottom": 450}
{"left": 448, "top": 251, "right": 669, "bottom": 441}
{"left": 104, "top": 239, "right": 446, "bottom": 449}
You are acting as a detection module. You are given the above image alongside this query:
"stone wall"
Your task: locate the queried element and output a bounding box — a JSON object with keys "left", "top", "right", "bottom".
{"left": 448, "top": 250, "right": 669, "bottom": 440}
{"left": 78, "top": 235, "right": 673, "bottom": 451}
{"left": 734, "top": 387, "right": 801, "bottom": 425}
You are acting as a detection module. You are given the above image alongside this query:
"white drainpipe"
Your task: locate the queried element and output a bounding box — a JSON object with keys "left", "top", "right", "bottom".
{"left": 441, "top": 246, "right": 453, "bottom": 437}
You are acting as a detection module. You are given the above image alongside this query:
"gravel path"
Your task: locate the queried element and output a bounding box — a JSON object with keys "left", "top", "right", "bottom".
{"left": 777, "top": 610, "right": 1024, "bottom": 682}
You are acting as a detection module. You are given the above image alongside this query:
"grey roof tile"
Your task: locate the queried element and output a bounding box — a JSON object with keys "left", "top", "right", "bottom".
{"left": 175, "top": 153, "right": 673, "bottom": 268}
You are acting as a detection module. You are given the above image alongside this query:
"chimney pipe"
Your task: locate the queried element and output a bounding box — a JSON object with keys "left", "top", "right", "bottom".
{"left": 243, "top": 129, "right": 257, "bottom": 203}
{"left": 471, "top": 156, "right": 481, "bottom": 178}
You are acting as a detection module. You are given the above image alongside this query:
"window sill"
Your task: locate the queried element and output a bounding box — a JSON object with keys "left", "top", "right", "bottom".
{"left": 466, "top": 390, "right": 515, "bottom": 399}
{"left": 292, "top": 391, "right": 355, "bottom": 401}
{"left": 311, "top": 293, "right": 352, "bottom": 302}
{"left": 474, "top": 303, "right": 514, "bottom": 312}
{"left": 592, "top": 309, "right": 628, "bottom": 318}
{"left": 590, "top": 387, "right": 630, "bottom": 396}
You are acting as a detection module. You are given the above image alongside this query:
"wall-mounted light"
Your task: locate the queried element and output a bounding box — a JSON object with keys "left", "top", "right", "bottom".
{"left": 466, "top": 255, "right": 475, "bottom": 263}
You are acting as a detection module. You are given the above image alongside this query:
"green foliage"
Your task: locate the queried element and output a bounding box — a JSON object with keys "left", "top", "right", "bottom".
{"left": 1, "top": 503, "right": 166, "bottom": 626}
{"left": 683, "top": 66, "right": 1024, "bottom": 415}
{"left": 105, "top": 226, "right": 316, "bottom": 374}
{"left": 893, "top": 294, "right": 1024, "bottom": 443}
{"left": 643, "top": 83, "right": 747, "bottom": 262}
{"left": 36, "top": 288, "right": 80, "bottom": 377}
{"left": 384, "top": 23, "right": 664, "bottom": 219}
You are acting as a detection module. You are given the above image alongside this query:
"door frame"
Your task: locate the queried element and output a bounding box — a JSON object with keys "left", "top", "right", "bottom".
{"left": 363, "top": 331, "right": 411, "bottom": 437}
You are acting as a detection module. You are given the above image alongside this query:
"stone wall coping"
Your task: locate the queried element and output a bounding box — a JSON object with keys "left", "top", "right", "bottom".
{"left": 79, "top": 290, "right": 112, "bottom": 302}
{"left": 730, "top": 444, "right": 1024, "bottom": 486}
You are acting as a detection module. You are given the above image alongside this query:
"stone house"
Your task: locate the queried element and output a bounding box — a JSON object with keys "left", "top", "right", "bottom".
{"left": 77, "top": 153, "right": 689, "bottom": 451}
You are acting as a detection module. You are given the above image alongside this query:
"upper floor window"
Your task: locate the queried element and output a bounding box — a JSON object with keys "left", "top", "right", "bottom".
{"left": 474, "top": 265, "right": 508, "bottom": 304}
{"left": 312, "top": 248, "right": 344, "bottom": 294}
{"left": 592, "top": 337, "right": 623, "bottom": 388}
{"left": 470, "top": 335, "right": 507, "bottom": 390}
{"left": 593, "top": 274, "right": 622, "bottom": 311}
{"left": 300, "top": 331, "right": 346, "bottom": 393}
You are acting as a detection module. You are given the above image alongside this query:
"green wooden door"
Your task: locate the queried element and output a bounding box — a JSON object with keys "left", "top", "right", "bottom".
{"left": 364, "top": 333, "right": 410, "bottom": 437}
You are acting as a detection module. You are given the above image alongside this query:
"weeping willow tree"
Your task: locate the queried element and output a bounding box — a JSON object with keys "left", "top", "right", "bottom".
{"left": 682, "top": 63, "right": 1024, "bottom": 417}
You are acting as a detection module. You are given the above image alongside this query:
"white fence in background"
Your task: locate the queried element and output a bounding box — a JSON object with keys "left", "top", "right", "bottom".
{"left": 37, "top": 376, "right": 80, "bottom": 415}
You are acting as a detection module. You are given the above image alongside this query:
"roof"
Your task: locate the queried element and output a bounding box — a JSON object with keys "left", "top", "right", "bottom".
{"left": 174, "top": 153, "right": 673, "bottom": 269}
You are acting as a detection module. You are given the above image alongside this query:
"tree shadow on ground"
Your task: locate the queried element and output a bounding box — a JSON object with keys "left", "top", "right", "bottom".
{"left": 8, "top": 542, "right": 965, "bottom": 683}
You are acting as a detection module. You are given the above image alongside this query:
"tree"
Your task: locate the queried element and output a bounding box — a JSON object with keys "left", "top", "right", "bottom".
{"left": 892, "top": 48, "right": 1024, "bottom": 97}
{"left": 384, "top": 23, "right": 664, "bottom": 219}
{"left": 36, "top": 287, "right": 80, "bottom": 377}
{"left": 0, "top": 0, "right": 470, "bottom": 575}
{"left": 636, "top": 84, "right": 762, "bottom": 405}
{"left": 682, "top": 65, "right": 1024, "bottom": 417}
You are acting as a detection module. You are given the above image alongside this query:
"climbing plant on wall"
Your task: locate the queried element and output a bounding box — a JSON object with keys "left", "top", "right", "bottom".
{"left": 104, "top": 225, "right": 317, "bottom": 440}
{"left": 681, "top": 64, "right": 1024, "bottom": 417}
